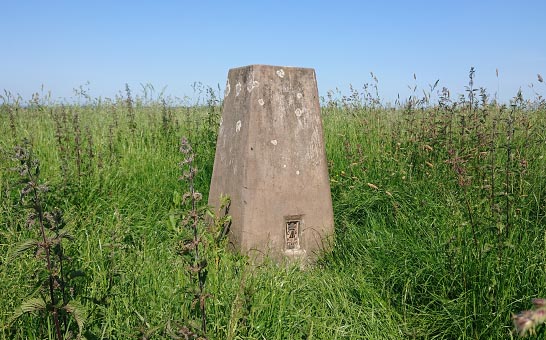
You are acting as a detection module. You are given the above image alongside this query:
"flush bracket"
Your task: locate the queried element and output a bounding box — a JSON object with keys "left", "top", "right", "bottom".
{"left": 284, "top": 215, "right": 303, "bottom": 250}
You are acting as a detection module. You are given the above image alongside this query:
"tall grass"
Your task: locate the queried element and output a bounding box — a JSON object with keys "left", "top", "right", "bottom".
{"left": 1, "top": 73, "right": 545, "bottom": 339}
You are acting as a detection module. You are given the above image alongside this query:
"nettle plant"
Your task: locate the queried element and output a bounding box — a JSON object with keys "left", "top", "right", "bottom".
{"left": 8, "top": 141, "right": 86, "bottom": 340}
{"left": 165, "top": 137, "right": 231, "bottom": 340}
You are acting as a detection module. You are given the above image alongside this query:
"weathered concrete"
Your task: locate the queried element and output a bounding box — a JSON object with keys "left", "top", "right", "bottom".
{"left": 208, "top": 65, "right": 334, "bottom": 261}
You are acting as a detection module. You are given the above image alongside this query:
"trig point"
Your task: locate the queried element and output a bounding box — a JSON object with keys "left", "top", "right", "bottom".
{"left": 208, "top": 65, "right": 334, "bottom": 261}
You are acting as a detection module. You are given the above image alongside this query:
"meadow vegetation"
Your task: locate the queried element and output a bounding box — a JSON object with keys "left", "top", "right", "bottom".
{"left": 1, "top": 71, "right": 545, "bottom": 339}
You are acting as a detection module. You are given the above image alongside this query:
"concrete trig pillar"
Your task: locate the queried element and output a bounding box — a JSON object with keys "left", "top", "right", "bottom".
{"left": 208, "top": 65, "right": 334, "bottom": 261}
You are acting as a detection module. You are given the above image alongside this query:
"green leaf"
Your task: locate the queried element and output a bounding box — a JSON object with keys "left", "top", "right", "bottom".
{"left": 168, "top": 213, "right": 177, "bottom": 232}
{"left": 172, "top": 190, "right": 181, "bottom": 205}
{"left": 49, "top": 228, "right": 74, "bottom": 246}
{"left": 63, "top": 300, "right": 87, "bottom": 337}
{"left": 56, "top": 227, "right": 74, "bottom": 241}
{"left": 21, "top": 297, "right": 47, "bottom": 313}
{"left": 9, "top": 238, "right": 40, "bottom": 260}
{"left": 67, "top": 270, "right": 86, "bottom": 280}
{"left": 11, "top": 297, "right": 47, "bottom": 321}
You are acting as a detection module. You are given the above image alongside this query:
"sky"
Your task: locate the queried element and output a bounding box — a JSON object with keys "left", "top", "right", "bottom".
{"left": 1, "top": 0, "right": 545, "bottom": 105}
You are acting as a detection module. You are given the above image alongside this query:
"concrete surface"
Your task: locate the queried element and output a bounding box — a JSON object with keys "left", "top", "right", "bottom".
{"left": 208, "top": 64, "right": 334, "bottom": 261}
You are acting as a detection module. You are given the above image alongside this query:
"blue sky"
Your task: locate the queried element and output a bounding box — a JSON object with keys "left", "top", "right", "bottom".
{"left": 1, "top": 1, "right": 545, "bottom": 104}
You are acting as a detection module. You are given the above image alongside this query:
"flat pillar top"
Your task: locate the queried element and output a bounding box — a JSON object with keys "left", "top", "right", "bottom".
{"left": 229, "top": 64, "right": 315, "bottom": 73}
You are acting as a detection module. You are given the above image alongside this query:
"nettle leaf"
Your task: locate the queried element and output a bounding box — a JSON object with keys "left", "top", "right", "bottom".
{"left": 9, "top": 238, "right": 41, "bottom": 260}
{"left": 67, "top": 270, "right": 86, "bottom": 280}
{"left": 56, "top": 227, "right": 74, "bottom": 239}
{"left": 63, "top": 300, "right": 87, "bottom": 337}
{"left": 172, "top": 190, "right": 181, "bottom": 205}
{"left": 21, "top": 297, "right": 47, "bottom": 313}
{"left": 11, "top": 297, "right": 47, "bottom": 321}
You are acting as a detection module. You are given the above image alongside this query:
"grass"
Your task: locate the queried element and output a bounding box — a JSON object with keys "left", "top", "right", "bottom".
{"left": 1, "top": 74, "right": 545, "bottom": 339}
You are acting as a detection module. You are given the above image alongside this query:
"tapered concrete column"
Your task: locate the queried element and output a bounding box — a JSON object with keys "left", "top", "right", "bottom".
{"left": 208, "top": 65, "right": 334, "bottom": 261}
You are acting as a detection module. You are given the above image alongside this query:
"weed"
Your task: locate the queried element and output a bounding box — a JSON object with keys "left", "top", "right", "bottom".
{"left": 125, "top": 83, "right": 136, "bottom": 135}
{"left": 173, "top": 137, "right": 209, "bottom": 338}
{"left": 6, "top": 141, "right": 86, "bottom": 340}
